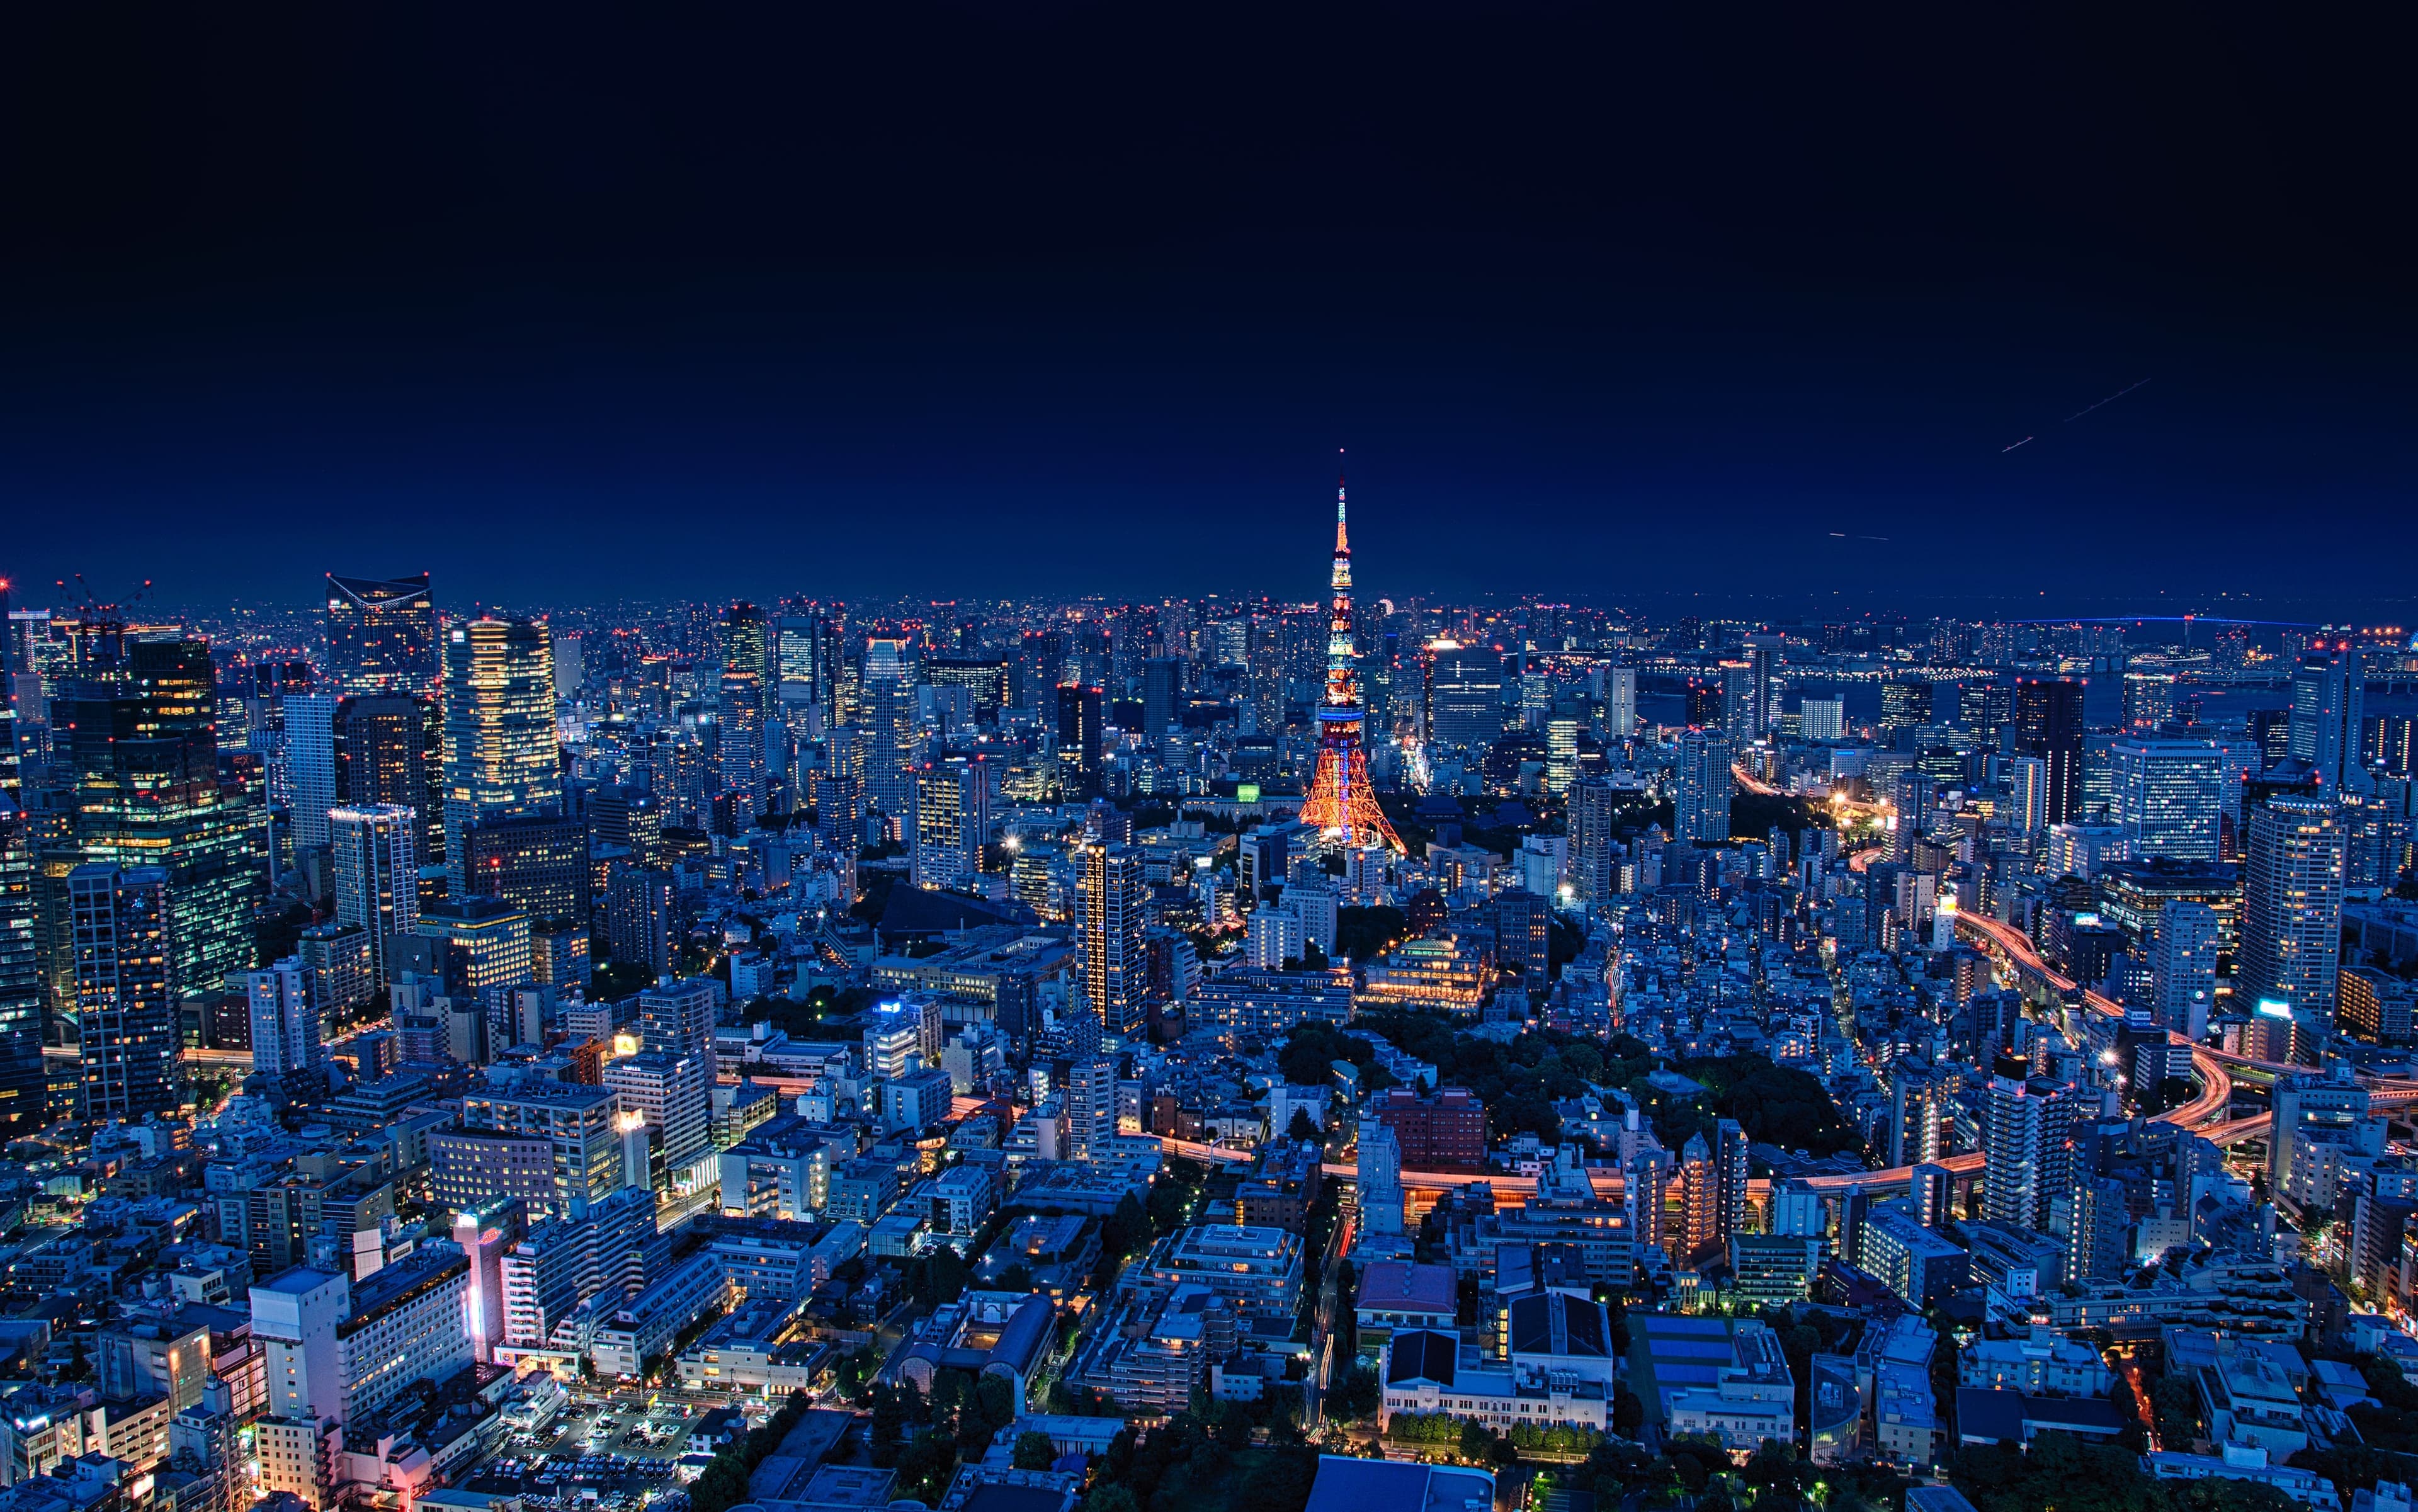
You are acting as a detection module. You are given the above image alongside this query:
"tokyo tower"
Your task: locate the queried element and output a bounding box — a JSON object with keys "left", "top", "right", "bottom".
{"left": 1299, "top": 457, "right": 1405, "bottom": 853}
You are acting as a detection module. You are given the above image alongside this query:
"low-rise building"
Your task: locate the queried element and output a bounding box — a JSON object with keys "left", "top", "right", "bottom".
{"left": 1664, "top": 1321, "right": 1796, "bottom": 1457}
{"left": 1378, "top": 1327, "right": 1609, "bottom": 1433}
{"left": 674, "top": 1298, "right": 824, "bottom": 1394}
{"left": 2143, "top": 1445, "right": 2341, "bottom": 1511}
{"left": 1958, "top": 1326, "right": 2116, "bottom": 1397}
{"left": 1353, "top": 1261, "right": 1457, "bottom": 1363}
{"left": 1138, "top": 1226, "right": 1304, "bottom": 1322}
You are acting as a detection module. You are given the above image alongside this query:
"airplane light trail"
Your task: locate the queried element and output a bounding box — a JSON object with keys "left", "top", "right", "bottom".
{"left": 2063, "top": 377, "right": 2150, "bottom": 423}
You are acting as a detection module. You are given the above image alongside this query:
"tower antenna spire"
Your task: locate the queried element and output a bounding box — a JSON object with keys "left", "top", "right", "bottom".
{"left": 1301, "top": 452, "right": 1404, "bottom": 853}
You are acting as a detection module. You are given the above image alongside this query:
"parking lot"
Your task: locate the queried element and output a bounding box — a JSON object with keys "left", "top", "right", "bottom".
{"left": 465, "top": 1394, "right": 723, "bottom": 1503}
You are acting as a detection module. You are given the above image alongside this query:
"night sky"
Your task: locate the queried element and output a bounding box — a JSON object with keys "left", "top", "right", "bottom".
{"left": 3, "top": 6, "right": 2412, "bottom": 613}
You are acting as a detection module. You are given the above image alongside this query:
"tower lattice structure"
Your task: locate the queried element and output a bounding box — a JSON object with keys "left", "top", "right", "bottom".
{"left": 1299, "top": 460, "right": 1405, "bottom": 853}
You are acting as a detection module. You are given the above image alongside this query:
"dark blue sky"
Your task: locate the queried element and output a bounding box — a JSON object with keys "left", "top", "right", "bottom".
{"left": 3, "top": 5, "right": 2413, "bottom": 615}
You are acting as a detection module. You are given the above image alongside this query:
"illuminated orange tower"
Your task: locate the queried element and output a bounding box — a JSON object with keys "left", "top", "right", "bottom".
{"left": 1299, "top": 456, "right": 1405, "bottom": 853}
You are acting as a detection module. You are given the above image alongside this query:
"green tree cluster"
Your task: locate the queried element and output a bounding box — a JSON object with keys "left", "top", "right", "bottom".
{"left": 690, "top": 1392, "right": 814, "bottom": 1512}
{"left": 1954, "top": 1430, "right": 2300, "bottom": 1512}
{"left": 1278, "top": 1025, "right": 1386, "bottom": 1089}
{"left": 1090, "top": 1407, "right": 1317, "bottom": 1512}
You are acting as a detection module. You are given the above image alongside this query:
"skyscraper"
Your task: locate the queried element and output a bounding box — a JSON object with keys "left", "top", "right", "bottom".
{"left": 1568, "top": 778, "right": 1619, "bottom": 904}
{"left": 1878, "top": 676, "right": 1931, "bottom": 748}
{"left": 719, "top": 603, "right": 769, "bottom": 818}
{"left": 72, "top": 863, "right": 181, "bottom": 1122}
{"left": 1299, "top": 467, "right": 1404, "bottom": 852}
{"left": 2120, "top": 671, "right": 2175, "bottom": 732}
{"left": 1055, "top": 683, "right": 1103, "bottom": 800}
{"left": 639, "top": 976, "right": 717, "bottom": 1072}
{"left": 441, "top": 616, "right": 561, "bottom": 892}
{"left": 54, "top": 639, "right": 254, "bottom": 1003}
{"left": 2239, "top": 792, "right": 2346, "bottom": 1018}
{"left": 813, "top": 727, "right": 864, "bottom": 847}
{"left": 1604, "top": 663, "right": 1638, "bottom": 742}
{"left": 0, "top": 802, "right": 43, "bottom": 1136}
{"left": 910, "top": 759, "right": 990, "bottom": 890}
{"left": 326, "top": 573, "right": 438, "bottom": 696}
{"left": 2290, "top": 646, "right": 2366, "bottom": 794}
{"left": 1426, "top": 641, "right": 1503, "bottom": 754}
{"left": 1674, "top": 730, "right": 1734, "bottom": 843}
{"left": 2014, "top": 678, "right": 2085, "bottom": 827}
{"left": 1142, "top": 657, "right": 1183, "bottom": 743}
{"left": 282, "top": 692, "right": 340, "bottom": 850}
{"left": 2108, "top": 737, "right": 2230, "bottom": 862}
{"left": 1078, "top": 843, "right": 1145, "bottom": 1038}
{"left": 1714, "top": 1117, "right": 1749, "bottom": 1249}
{"left": 859, "top": 638, "right": 916, "bottom": 822}
{"left": 334, "top": 693, "right": 445, "bottom": 868}
{"left": 246, "top": 957, "right": 325, "bottom": 1080}
{"left": 2009, "top": 754, "right": 2049, "bottom": 836}
{"left": 2150, "top": 899, "right": 2220, "bottom": 1040}
{"left": 1980, "top": 1055, "right": 2042, "bottom": 1229}
{"left": 330, "top": 804, "right": 419, "bottom": 985}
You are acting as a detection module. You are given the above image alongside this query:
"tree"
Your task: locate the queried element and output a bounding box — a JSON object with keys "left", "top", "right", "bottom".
{"left": 1287, "top": 1107, "right": 1323, "bottom": 1142}
{"left": 1613, "top": 1386, "right": 1645, "bottom": 1437}
{"left": 1235, "top": 1446, "right": 1317, "bottom": 1512}
{"left": 1102, "top": 1192, "right": 1151, "bottom": 1261}
{"left": 1328, "top": 1366, "right": 1381, "bottom": 1422}
{"left": 1013, "top": 1431, "right": 1057, "bottom": 1470}
{"left": 1459, "top": 1419, "right": 1496, "bottom": 1463}
{"left": 1740, "top": 1441, "right": 1805, "bottom": 1499}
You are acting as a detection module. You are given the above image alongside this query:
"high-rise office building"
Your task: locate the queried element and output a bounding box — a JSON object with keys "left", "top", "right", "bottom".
{"left": 54, "top": 639, "right": 255, "bottom": 1003}
{"left": 2108, "top": 737, "right": 2230, "bottom": 862}
{"left": 606, "top": 867, "right": 678, "bottom": 975}
{"left": 459, "top": 812, "right": 588, "bottom": 926}
{"left": 326, "top": 573, "right": 438, "bottom": 696}
{"left": 910, "top": 759, "right": 990, "bottom": 890}
{"left": 1878, "top": 676, "right": 1931, "bottom": 747}
{"left": 601, "top": 1050, "right": 712, "bottom": 1193}
{"left": 2150, "top": 899, "right": 2220, "bottom": 1040}
{"left": 1604, "top": 664, "right": 1638, "bottom": 742}
{"left": 1078, "top": 843, "right": 1146, "bottom": 1037}
{"left": 718, "top": 603, "right": 770, "bottom": 819}
{"left": 1799, "top": 697, "right": 1845, "bottom": 742}
{"left": 334, "top": 694, "right": 445, "bottom": 869}
{"left": 441, "top": 616, "right": 561, "bottom": 891}
{"left": 2014, "top": 678, "right": 2085, "bottom": 828}
{"left": 2290, "top": 647, "right": 2366, "bottom": 794}
{"left": 72, "top": 863, "right": 181, "bottom": 1122}
{"left": 1958, "top": 678, "right": 2012, "bottom": 751}
{"left": 1142, "top": 658, "right": 1183, "bottom": 743}
{"left": 0, "top": 805, "right": 43, "bottom": 1136}
{"left": 812, "top": 727, "right": 863, "bottom": 846}
{"left": 858, "top": 639, "right": 916, "bottom": 822}
{"left": 1426, "top": 642, "right": 1503, "bottom": 753}
{"left": 2239, "top": 792, "right": 2345, "bottom": 1018}
{"left": 639, "top": 976, "right": 717, "bottom": 1071}
{"left": 1055, "top": 683, "right": 1103, "bottom": 799}
{"left": 1674, "top": 730, "right": 1734, "bottom": 843}
{"left": 246, "top": 957, "right": 325, "bottom": 1079}
{"left": 2009, "top": 755, "right": 2049, "bottom": 836}
{"left": 1569, "top": 778, "right": 1620, "bottom": 904}
{"left": 413, "top": 898, "right": 533, "bottom": 999}
{"left": 2120, "top": 671, "right": 2175, "bottom": 732}
{"left": 283, "top": 693, "right": 340, "bottom": 850}
{"left": 329, "top": 804, "right": 419, "bottom": 984}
